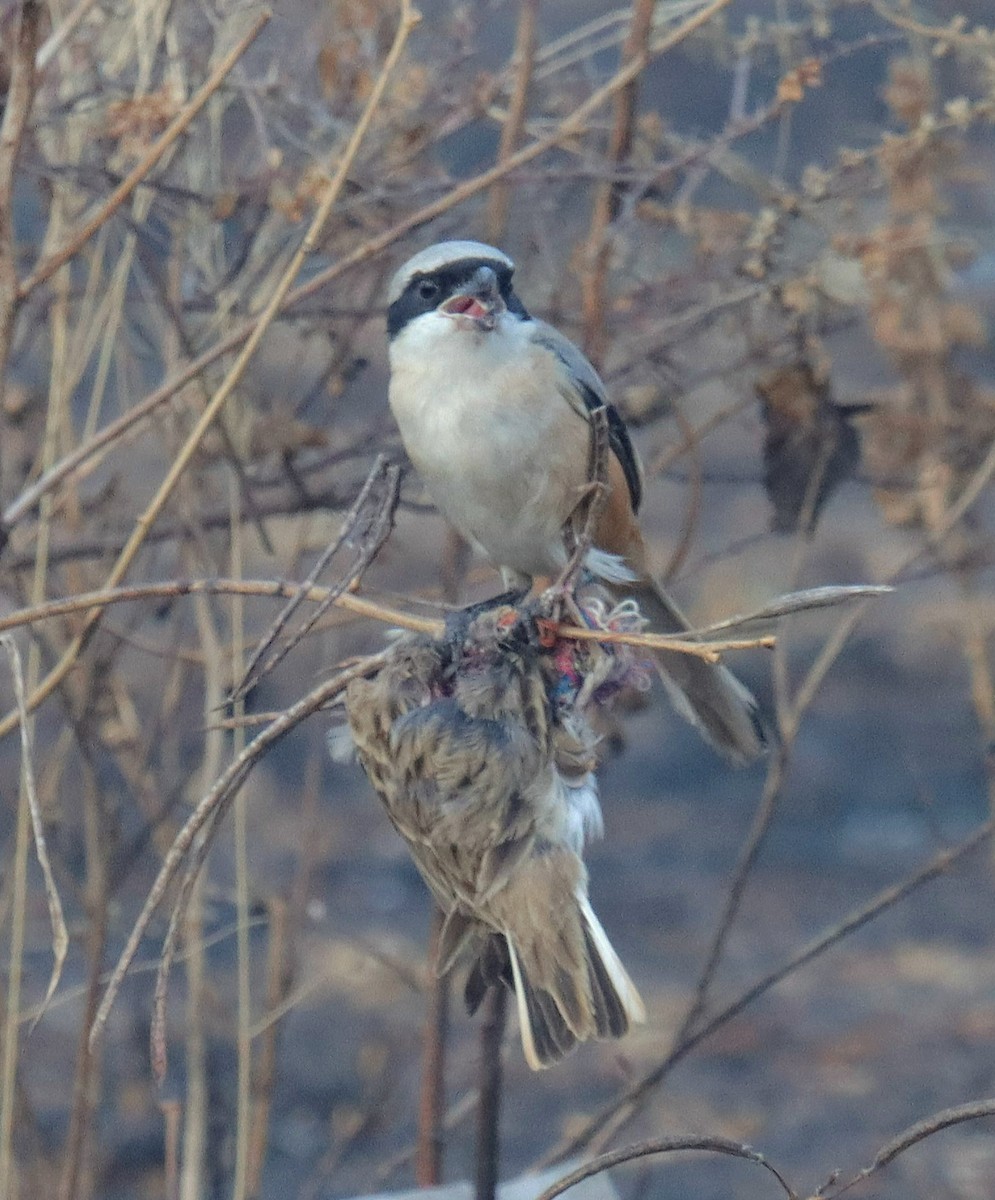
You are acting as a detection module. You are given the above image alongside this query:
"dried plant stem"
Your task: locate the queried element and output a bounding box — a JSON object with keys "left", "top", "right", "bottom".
{"left": 179, "top": 874, "right": 208, "bottom": 1200}
{"left": 0, "top": 0, "right": 420, "bottom": 743}
{"left": 0, "top": 723, "right": 31, "bottom": 1200}
{"left": 178, "top": 583, "right": 226, "bottom": 1196}
{"left": 246, "top": 897, "right": 292, "bottom": 1194}
{"left": 0, "top": 639, "right": 68, "bottom": 1025}
{"left": 35, "top": 0, "right": 103, "bottom": 71}
{"left": 581, "top": 0, "right": 656, "bottom": 365}
{"left": 835, "top": 1097, "right": 995, "bottom": 1194}
{"left": 475, "top": 985, "right": 508, "bottom": 1200}
{"left": 16, "top": 12, "right": 271, "bottom": 300}
{"left": 0, "top": 0, "right": 39, "bottom": 427}
{"left": 1, "top": 0, "right": 733, "bottom": 541}
{"left": 229, "top": 485, "right": 253, "bottom": 1200}
{"left": 486, "top": 0, "right": 539, "bottom": 242}
{"left": 0, "top": 577, "right": 775, "bottom": 660}
{"left": 535, "top": 1134, "right": 796, "bottom": 1200}
{"left": 56, "top": 760, "right": 108, "bottom": 1200}
{"left": 416, "top": 907, "right": 449, "bottom": 1188}
{"left": 162, "top": 1100, "right": 181, "bottom": 1200}
{"left": 233, "top": 457, "right": 401, "bottom": 701}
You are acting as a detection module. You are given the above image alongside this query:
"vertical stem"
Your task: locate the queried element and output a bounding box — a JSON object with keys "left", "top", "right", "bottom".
{"left": 486, "top": 0, "right": 540, "bottom": 243}
{"left": 475, "top": 985, "right": 508, "bottom": 1200}
{"left": 230, "top": 479, "right": 252, "bottom": 1200}
{"left": 246, "top": 898, "right": 291, "bottom": 1196}
{"left": 57, "top": 762, "right": 109, "bottom": 1200}
{"left": 0, "top": 0, "right": 39, "bottom": 445}
{"left": 0, "top": 765, "right": 30, "bottom": 1200}
{"left": 416, "top": 907, "right": 450, "bottom": 1187}
{"left": 581, "top": 0, "right": 656, "bottom": 366}
{"left": 162, "top": 1099, "right": 182, "bottom": 1200}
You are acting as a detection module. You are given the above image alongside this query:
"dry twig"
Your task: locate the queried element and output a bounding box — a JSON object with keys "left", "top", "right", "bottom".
{"left": 0, "top": 636, "right": 68, "bottom": 1028}
{"left": 231, "top": 455, "right": 401, "bottom": 701}
{"left": 0, "top": 0, "right": 39, "bottom": 435}
{"left": 535, "top": 1134, "right": 796, "bottom": 1200}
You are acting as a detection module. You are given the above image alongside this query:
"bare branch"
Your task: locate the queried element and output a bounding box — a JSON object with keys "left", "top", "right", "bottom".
{"left": 0, "top": 0, "right": 39, "bottom": 436}
{"left": 836, "top": 1098, "right": 995, "bottom": 1194}
{"left": 534, "top": 1135, "right": 797, "bottom": 1200}
{"left": 230, "top": 455, "right": 400, "bottom": 701}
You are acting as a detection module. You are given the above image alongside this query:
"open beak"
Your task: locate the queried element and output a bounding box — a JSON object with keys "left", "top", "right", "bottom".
{"left": 438, "top": 266, "right": 505, "bottom": 330}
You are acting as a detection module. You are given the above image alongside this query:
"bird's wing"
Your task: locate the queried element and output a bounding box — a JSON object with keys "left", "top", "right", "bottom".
{"left": 530, "top": 320, "right": 643, "bottom": 513}
{"left": 387, "top": 700, "right": 540, "bottom": 909}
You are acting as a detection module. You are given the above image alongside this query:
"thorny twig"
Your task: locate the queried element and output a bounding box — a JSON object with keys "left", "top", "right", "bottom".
{"left": 0, "top": 577, "right": 782, "bottom": 659}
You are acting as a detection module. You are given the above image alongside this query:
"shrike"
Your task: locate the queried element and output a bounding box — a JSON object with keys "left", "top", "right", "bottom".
{"left": 386, "top": 240, "right": 765, "bottom": 764}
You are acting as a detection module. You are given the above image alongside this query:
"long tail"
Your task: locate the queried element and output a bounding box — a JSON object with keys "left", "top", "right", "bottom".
{"left": 501, "top": 890, "right": 645, "bottom": 1071}
{"left": 621, "top": 577, "right": 767, "bottom": 765}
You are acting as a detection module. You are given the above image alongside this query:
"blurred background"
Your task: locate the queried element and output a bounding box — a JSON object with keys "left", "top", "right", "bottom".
{"left": 0, "top": 0, "right": 994, "bottom": 1196}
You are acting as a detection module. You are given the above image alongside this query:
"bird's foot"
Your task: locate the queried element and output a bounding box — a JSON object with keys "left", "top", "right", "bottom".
{"left": 529, "top": 579, "right": 588, "bottom": 647}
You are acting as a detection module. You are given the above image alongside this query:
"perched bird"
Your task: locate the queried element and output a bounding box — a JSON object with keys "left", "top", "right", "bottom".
{"left": 345, "top": 608, "right": 645, "bottom": 1069}
{"left": 386, "top": 240, "right": 765, "bottom": 765}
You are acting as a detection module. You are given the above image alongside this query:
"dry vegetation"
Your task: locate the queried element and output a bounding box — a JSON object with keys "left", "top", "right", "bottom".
{"left": 0, "top": 0, "right": 994, "bottom": 1197}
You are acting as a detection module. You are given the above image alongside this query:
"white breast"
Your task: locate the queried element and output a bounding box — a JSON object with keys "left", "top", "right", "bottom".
{"left": 389, "top": 312, "right": 590, "bottom": 579}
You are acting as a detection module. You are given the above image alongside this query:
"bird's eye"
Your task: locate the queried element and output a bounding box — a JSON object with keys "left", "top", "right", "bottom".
{"left": 417, "top": 279, "right": 439, "bottom": 301}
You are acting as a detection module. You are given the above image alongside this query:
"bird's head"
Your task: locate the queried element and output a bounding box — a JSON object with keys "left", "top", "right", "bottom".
{"left": 386, "top": 240, "right": 530, "bottom": 342}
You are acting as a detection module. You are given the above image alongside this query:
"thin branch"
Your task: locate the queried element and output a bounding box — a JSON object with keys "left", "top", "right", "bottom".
{"left": 475, "top": 985, "right": 508, "bottom": 1200}
{"left": 485, "top": 0, "right": 539, "bottom": 242}
{"left": 835, "top": 1098, "right": 995, "bottom": 1194}
{"left": 581, "top": 0, "right": 656, "bottom": 366}
{"left": 230, "top": 455, "right": 398, "bottom": 701}
{"left": 534, "top": 1135, "right": 797, "bottom": 1200}
{"left": 693, "top": 586, "right": 894, "bottom": 636}
{"left": 416, "top": 908, "right": 449, "bottom": 1188}
{"left": 0, "top": 0, "right": 40, "bottom": 430}
{"left": 0, "top": 636, "right": 68, "bottom": 1029}
{"left": 35, "top": 0, "right": 104, "bottom": 71}
{"left": 555, "top": 405, "right": 612, "bottom": 594}
{"left": 0, "top": 577, "right": 776, "bottom": 659}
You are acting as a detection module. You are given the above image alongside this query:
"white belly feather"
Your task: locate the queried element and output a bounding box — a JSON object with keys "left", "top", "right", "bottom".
{"left": 389, "top": 314, "right": 590, "bottom": 578}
